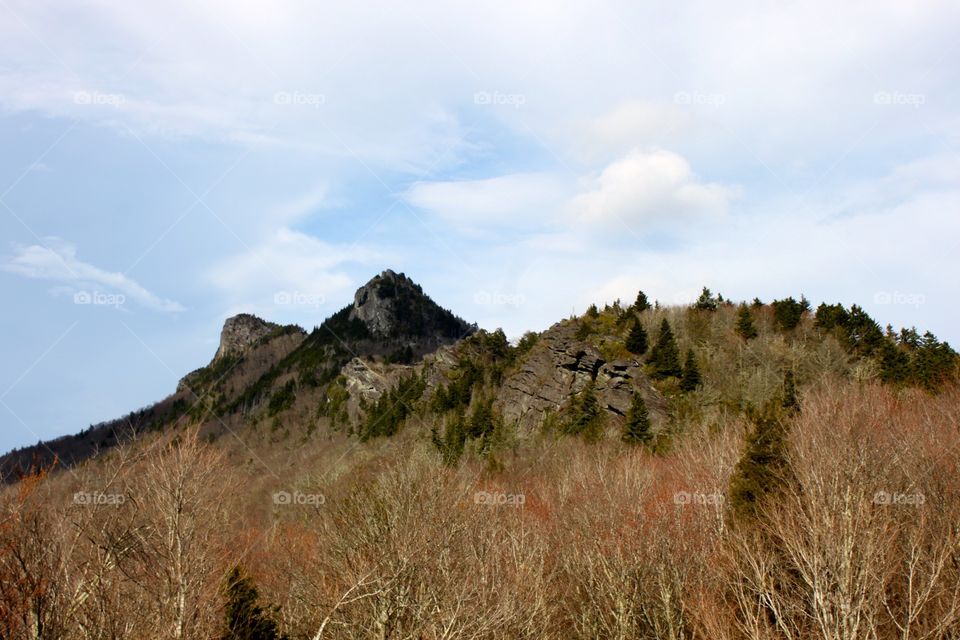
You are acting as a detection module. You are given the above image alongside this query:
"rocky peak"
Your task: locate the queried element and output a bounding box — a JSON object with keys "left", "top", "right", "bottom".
{"left": 350, "top": 270, "right": 404, "bottom": 336}
{"left": 215, "top": 313, "right": 278, "bottom": 360}
{"left": 348, "top": 269, "right": 475, "bottom": 340}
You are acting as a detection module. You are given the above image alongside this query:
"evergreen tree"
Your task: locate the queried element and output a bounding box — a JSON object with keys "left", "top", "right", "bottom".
{"left": 649, "top": 319, "right": 682, "bottom": 379}
{"left": 634, "top": 290, "right": 651, "bottom": 312}
{"left": 222, "top": 567, "right": 286, "bottom": 640}
{"left": 879, "top": 339, "right": 910, "bottom": 385}
{"left": 622, "top": 391, "right": 652, "bottom": 445}
{"left": 814, "top": 302, "right": 849, "bottom": 332}
{"left": 694, "top": 287, "right": 719, "bottom": 311}
{"left": 567, "top": 382, "right": 602, "bottom": 439}
{"left": 575, "top": 320, "right": 592, "bottom": 340}
{"left": 735, "top": 304, "right": 759, "bottom": 340}
{"left": 728, "top": 414, "right": 790, "bottom": 522}
{"left": 781, "top": 371, "right": 800, "bottom": 413}
{"left": 771, "top": 297, "right": 805, "bottom": 331}
{"left": 586, "top": 303, "right": 600, "bottom": 318}
{"left": 912, "top": 332, "right": 959, "bottom": 391}
{"left": 443, "top": 412, "right": 467, "bottom": 465}
{"left": 844, "top": 305, "right": 885, "bottom": 356}
{"left": 625, "top": 320, "right": 648, "bottom": 355}
{"left": 680, "top": 349, "right": 702, "bottom": 392}
{"left": 467, "top": 397, "right": 495, "bottom": 439}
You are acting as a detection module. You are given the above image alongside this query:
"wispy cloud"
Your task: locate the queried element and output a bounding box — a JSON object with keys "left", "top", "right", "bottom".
{"left": 2, "top": 238, "right": 185, "bottom": 313}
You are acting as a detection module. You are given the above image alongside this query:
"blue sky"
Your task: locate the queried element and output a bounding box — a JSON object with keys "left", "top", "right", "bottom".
{"left": 1, "top": 0, "right": 959, "bottom": 453}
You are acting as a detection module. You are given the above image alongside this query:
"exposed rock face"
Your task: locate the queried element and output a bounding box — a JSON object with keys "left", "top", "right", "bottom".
{"left": 351, "top": 270, "right": 397, "bottom": 336}
{"left": 495, "top": 320, "right": 666, "bottom": 431}
{"left": 215, "top": 314, "right": 279, "bottom": 360}
{"left": 349, "top": 269, "right": 475, "bottom": 340}
{"left": 340, "top": 357, "right": 413, "bottom": 423}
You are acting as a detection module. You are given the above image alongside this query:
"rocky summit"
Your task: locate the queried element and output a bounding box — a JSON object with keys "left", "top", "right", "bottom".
{"left": 348, "top": 269, "right": 475, "bottom": 339}
{"left": 215, "top": 313, "right": 280, "bottom": 360}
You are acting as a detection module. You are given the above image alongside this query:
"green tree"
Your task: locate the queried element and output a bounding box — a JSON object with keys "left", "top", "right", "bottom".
{"left": 728, "top": 414, "right": 790, "bottom": 522}
{"left": 625, "top": 320, "right": 648, "bottom": 355}
{"left": 574, "top": 320, "right": 592, "bottom": 340}
{"left": 586, "top": 303, "right": 600, "bottom": 318}
{"left": 443, "top": 412, "right": 467, "bottom": 465}
{"left": 781, "top": 371, "right": 800, "bottom": 413}
{"left": 735, "top": 304, "right": 759, "bottom": 340}
{"left": 567, "top": 382, "right": 602, "bottom": 439}
{"left": 911, "top": 331, "right": 959, "bottom": 391}
{"left": 467, "top": 397, "right": 495, "bottom": 439}
{"left": 622, "top": 391, "right": 652, "bottom": 445}
{"left": 222, "top": 567, "right": 287, "bottom": 640}
{"left": 694, "top": 287, "right": 719, "bottom": 311}
{"left": 771, "top": 297, "right": 805, "bottom": 331}
{"left": 649, "top": 319, "right": 682, "bottom": 379}
{"left": 634, "top": 290, "right": 651, "bottom": 312}
{"left": 879, "top": 339, "right": 910, "bottom": 384}
{"left": 680, "top": 349, "right": 702, "bottom": 392}
{"left": 515, "top": 331, "right": 540, "bottom": 356}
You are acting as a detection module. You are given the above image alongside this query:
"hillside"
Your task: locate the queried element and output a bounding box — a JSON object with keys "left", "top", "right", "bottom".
{"left": 3, "top": 278, "right": 956, "bottom": 481}
{"left": 1, "top": 277, "right": 959, "bottom": 639}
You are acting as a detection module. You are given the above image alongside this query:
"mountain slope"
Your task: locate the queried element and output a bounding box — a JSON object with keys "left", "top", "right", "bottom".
{"left": 2, "top": 279, "right": 957, "bottom": 482}
{"left": 0, "top": 270, "right": 475, "bottom": 479}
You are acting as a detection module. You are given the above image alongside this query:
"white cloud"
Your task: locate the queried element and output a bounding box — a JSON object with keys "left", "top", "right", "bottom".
{"left": 2, "top": 0, "right": 956, "bottom": 175}
{"left": 1, "top": 238, "right": 185, "bottom": 312}
{"left": 408, "top": 147, "right": 734, "bottom": 237}
{"left": 570, "top": 148, "right": 733, "bottom": 225}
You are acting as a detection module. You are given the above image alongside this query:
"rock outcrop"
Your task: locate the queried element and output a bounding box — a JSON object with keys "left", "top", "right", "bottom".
{"left": 348, "top": 269, "right": 475, "bottom": 340}
{"left": 340, "top": 358, "right": 390, "bottom": 423}
{"left": 495, "top": 320, "right": 666, "bottom": 431}
{"left": 215, "top": 314, "right": 279, "bottom": 361}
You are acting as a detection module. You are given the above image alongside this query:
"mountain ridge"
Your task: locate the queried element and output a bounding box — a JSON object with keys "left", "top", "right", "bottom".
{"left": 0, "top": 269, "right": 478, "bottom": 478}
{"left": 2, "top": 277, "right": 957, "bottom": 482}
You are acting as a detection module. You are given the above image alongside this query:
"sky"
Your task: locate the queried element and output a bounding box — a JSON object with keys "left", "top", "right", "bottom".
{"left": 1, "top": 0, "right": 959, "bottom": 453}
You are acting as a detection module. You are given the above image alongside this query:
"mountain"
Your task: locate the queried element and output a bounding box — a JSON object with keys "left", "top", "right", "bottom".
{"left": 0, "top": 269, "right": 476, "bottom": 479}
{"left": 3, "top": 277, "right": 960, "bottom": 639}
{"left": 2, "top": 277, "right": 958, "bottom": 483}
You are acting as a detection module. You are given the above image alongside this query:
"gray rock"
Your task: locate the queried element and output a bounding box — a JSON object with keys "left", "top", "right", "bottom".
{"left": 215, "top": 314, "right": 278, "bottom": 361}
{"left": 495, "top": 320, "right": 665, "bottom": 431}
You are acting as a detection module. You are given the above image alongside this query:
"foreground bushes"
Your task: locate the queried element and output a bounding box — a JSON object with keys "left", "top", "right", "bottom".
{"left": 2, "top": 381, "right": 959, "bottom": 639}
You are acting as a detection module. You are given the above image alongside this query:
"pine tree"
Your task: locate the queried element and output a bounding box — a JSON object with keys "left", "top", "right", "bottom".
{"left": 622, "top": 391, "right": 652, "bottom": 445}
{"left": 781, "top": 371, "right": 800, "bottom": 413}
{"left": 771, "top": 297, "right": 805, "bottom": 331}
{"left": 222, "top": 567, "right": 286, "bottom": 640}
{"left": 625, "top": 320, "right": 648, "bottom": 355}
{"left": 442, "top": 412, "right": 467, "bottom": 466}
{"left": 586, "top": 303, "right": 600, "bottom": 318}
{"left": 467, "top": 397, "right": 495, "bottom": 439}
{"left": 735, "top": 304, "right": 759, "bottom": 340}
{"left": 694, "top": 287, "right": 719, "bottom": 311}
{"left": 728, "top": 414, "right": 790, "bottom": 522}
{"left": 680, "top": 349, "right": 702, "bottom": 392}
{"left": 567, "top": 382, "right": 601, "bottom": 438}
{"left": 575, "top": 320, "right": 592, "bottom": 340}
{"left": 649, "top": 319, "right": 682, "bottom": 379}
{"left": 634, "top": 290, "right": 651, "bottom": 312}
